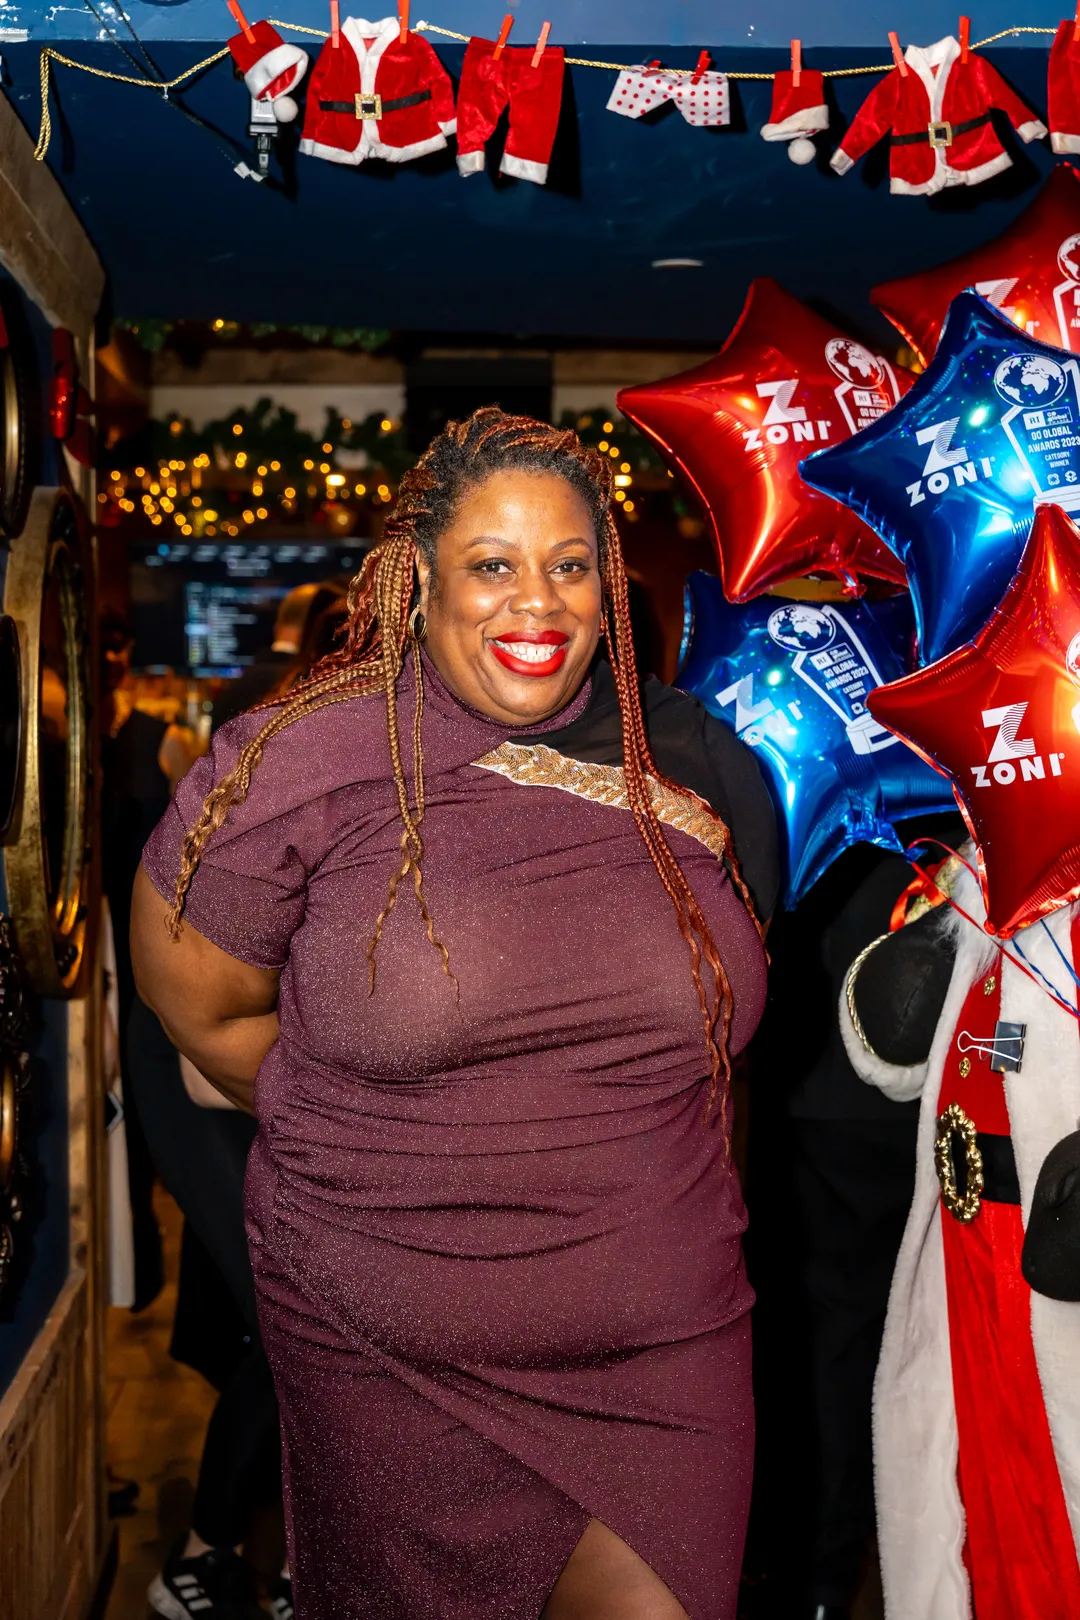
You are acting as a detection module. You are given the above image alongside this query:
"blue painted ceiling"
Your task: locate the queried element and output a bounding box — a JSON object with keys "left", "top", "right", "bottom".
{"left": 0, "top": 23, "right": 1058, "bottom": 344}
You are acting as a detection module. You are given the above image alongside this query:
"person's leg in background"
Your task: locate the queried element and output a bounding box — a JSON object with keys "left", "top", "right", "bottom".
{"left": 126, "top": 994, "right": 290, "bottom": 1620}
{"left": 793, "top": 1118, "right": 918, "bottom": 1618}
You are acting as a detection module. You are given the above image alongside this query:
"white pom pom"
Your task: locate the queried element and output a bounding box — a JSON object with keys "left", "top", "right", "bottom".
{"left": 788, "top": 135, "right": 816, "bottom": 165}
{"left": 274, "top": 94, "right": 299, "bottom": 123}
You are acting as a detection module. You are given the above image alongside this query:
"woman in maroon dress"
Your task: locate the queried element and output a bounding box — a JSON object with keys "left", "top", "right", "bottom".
{"left": 132, "top": 410, "right": 776, "bottom": 1620}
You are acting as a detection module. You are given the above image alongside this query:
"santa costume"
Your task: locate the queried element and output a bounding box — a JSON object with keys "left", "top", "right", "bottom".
{"left": 840, "top": 859, "right": 1080, "bottom": 1620}
{"left": 300, "top": 15, "right": 456, "bottom": 166}
{"left": 227, "top": 17, "right": 309, "bottom": 122}
{"left": 606, "top": 63, "right": 730, "bottom": 126}
{"left": 1049, "top": 19, "right": 1080, "bottom": 156}
{"left": 456, "top": 34, "right": 565, "bottom": 184}
{"left": 760, "top": 67, "right": 828, "bottom": 163}
{"left": 830, "top": 34, "right": 1046, "bottom": 196}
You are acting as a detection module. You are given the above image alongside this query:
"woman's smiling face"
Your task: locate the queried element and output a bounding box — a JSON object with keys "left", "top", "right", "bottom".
{"left": 416, "top": 469, "right": 603, "bottom": 726}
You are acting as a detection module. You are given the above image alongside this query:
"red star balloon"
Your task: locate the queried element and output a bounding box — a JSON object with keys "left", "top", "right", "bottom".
{"left": 872, "top": 163, "right": 1080, "bottom": 368}
{"left": 617, "top": 278, "right": 910, "bottom": 602}
{"left": 868, "top": 503, "right": 1080, "bottom": 938}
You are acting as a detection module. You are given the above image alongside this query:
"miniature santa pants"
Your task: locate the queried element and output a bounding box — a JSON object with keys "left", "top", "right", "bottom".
{"left": 456, "top": 37, "right": 565, "bottom": 184}
{"left": 937, "top": 960, "right": 1080, "bottom": 1620}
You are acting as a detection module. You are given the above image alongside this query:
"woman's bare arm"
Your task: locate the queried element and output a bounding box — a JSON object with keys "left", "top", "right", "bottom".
{"left": 130, "top": 865, "right": 281, "bottom": 1112}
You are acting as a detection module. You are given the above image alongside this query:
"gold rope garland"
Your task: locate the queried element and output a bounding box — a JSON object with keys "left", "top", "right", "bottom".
{"left": 33, "top": 19, "right": 1057, "bottom": 163}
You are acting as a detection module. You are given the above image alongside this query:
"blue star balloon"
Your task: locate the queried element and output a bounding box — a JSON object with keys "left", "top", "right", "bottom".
{"left": 799, "top": 290, "right": 1080, "bottom": 664}
{"left": 677, "top": 573, "right": 955, "bottom": 907}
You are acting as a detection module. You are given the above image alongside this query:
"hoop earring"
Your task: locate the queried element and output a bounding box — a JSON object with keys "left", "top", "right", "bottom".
{"left": 408, "top": 606, "right": 428, "bottom": 643}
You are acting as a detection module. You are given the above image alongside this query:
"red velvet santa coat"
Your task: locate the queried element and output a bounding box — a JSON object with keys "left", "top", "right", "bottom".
{"left": 839, "top": 862, "right": 1080, "bottom": 1618}
{"left": 300, "top": 16, "right": 456, "bottom": 166}
{"left": 830, "top": 35, "right": 1046, "bottom": 196}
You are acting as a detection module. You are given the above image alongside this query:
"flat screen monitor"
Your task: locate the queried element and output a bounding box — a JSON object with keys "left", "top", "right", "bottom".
{"left": 130, "top": 539, "right": 367, "bottom": 676}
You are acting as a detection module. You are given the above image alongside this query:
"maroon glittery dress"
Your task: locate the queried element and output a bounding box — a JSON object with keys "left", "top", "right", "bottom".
{"left": 143, "top": 654, "right": 769, "bottom": 1620}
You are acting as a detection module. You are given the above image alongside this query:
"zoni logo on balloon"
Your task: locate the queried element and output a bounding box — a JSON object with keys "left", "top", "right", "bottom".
{"left": 971, "top": 699, "right": 1066, "bottom": 788}
{"left": 906, "top": 417, "right": 995, "bottom": 508}
{"left": 742, "top": 340, "right": 896, "bottom": 453}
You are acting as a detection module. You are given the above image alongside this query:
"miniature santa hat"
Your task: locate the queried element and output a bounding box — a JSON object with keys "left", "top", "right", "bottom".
{"left": 760, "top": 47, "right": 827, "bottom": 164}
{"left": 227, "top": 11, "right": 309, "bottom": 123}
{"left": 1048, "top": 18, "right": 1080, "bottom": 155}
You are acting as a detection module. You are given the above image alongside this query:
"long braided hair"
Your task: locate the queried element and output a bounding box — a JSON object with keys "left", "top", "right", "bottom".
{"left": 167, "top": 408, "right": 760, "bottom": 1115}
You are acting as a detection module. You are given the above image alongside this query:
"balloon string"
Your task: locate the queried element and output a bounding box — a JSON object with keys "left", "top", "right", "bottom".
{"left": 902, "top": 836, "right": 1080, "bottom": 1024}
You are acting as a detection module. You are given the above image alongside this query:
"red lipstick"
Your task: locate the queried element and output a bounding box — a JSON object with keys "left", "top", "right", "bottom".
{"left": 488, "top": 629, "right": 569, "bottom": 678}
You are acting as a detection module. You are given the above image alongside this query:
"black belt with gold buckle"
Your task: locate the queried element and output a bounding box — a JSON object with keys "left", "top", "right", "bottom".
{"left": 892, "top": 111, "right": 991, "bottom": 149}
{"left": 935, "top": 1103, "right": 1021, "bottom": 1222}
{"left": 319, "top": 88, "right": 432, "bottom": 118}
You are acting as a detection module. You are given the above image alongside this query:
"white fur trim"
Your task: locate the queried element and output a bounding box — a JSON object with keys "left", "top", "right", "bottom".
{"left": 838, "top": 985, "right": 928, "bottom": 1101}
{"left": 830, "top": 148, "right": 854, "bottom": 175}
{"left": 457, "top": 149, "right": 485, "bottom": 175}
{"left": 245, "top": 40, "right": 308, "bottom": 101}
{"left": 301, "top": 130, "right": 447, "bottom": 165}
{"left": 1018, "top": 118, "right": 1048, "bottom": 143}
{"left": 500, "top": 152, "right": 548, "bottom": 184}
{"left": 440, "top": 118, "right": 456, "bottom": 136}
{"left": 889, "top": 147, "right": 1013, "bottom": 196}
{"left": 1052, "top": 131, "right": 1080, "bottom": 154}
{"left": 299, "top": 135, "right": 363, "bottom": 164}
{"left": 872, "top": 856, "right": 1080, "bottom": 1616}
{"left": 761, "top": 104, "right": 828, "bottom": 142}
{"left": 373, "top": 130, "right": 447, "bottom": 161}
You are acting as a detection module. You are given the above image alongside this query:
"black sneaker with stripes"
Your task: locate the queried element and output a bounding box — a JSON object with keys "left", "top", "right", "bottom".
{"left": 147, "top": 1539, "right": 263, "bottom": 1620}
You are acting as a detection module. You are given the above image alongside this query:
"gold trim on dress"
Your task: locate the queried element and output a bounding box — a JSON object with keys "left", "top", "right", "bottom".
{"left": 472, "top": 742, "right": 729, "bottom": 862}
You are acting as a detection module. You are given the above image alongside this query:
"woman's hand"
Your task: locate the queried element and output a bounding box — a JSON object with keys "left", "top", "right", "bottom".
{"left": 130, "top": 866, "right": 281, "bottom": 1112}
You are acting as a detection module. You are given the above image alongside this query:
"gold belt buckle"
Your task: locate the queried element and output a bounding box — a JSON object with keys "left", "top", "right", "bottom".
{"left": 355, "top": 92, "right": 383, "bottom": 119}
{"left": 928, "top": 119, "right": 953, "bottom": 148}
{"left": 935, "top": 1102, "right": 984, "bottom": 1223}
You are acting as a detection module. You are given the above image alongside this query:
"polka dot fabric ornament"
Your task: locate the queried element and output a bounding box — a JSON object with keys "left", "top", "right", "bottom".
{"left": 606, "top": 61, "right": 730, "bottom": 126}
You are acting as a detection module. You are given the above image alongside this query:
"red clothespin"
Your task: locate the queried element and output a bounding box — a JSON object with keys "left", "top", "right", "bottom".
{"left": 691, "top": 49, "right": 710, "bottom": 84}
{"left": 790, "top": 38, "right": 801, "bottom": 87}
{"left": 226, "top": 0, "right": 256, "bottom": 43}
{"left": 645, "top": 59, "right": 661, "bottom": 69}
{"left": 398, "top": 0, "right": 409, "bottom": 41}
{"left": 959, "top": 15, "right": 970, "bottom": 63}
{"left": 330, "top": 0, "right": 340, "bottom": 48}
{"left": 888, "top": 30, "right": 908, "bottom": 75}
{"left": 492, "top": 14, "right": 513, "bottom": 58}
{"left": 531, "top": 20, "right": 550, "bottom": 67}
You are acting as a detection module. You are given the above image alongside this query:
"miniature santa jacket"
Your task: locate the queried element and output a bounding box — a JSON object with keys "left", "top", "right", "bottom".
{"left": 840, "top": 863, "right": 1080, "bottom": 1619}
{"left": 300, "top": 16, "right": 456, "bottom": 165}
{"left": 830, "top": 34, "right": 1046, "bottom": 196}
{"left": 1049, "top": 19, "right": 1080, "bottom": 156}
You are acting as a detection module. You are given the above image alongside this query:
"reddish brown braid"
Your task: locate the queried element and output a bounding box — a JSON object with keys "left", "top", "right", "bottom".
{"left": 166, "top": 408, "right": 760, "bottom": 1115}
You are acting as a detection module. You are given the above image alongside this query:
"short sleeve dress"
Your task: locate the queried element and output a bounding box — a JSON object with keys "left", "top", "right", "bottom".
{"left": 142, "top": 652, "right": 773, "bottom": 1620}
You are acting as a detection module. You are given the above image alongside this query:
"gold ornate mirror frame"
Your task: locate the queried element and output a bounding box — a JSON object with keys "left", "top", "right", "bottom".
{"left": 3, "top": 488, "right": 92, "bottom": 996}
{"left": 0, "top": 282, "right": 32, "bottom": 540}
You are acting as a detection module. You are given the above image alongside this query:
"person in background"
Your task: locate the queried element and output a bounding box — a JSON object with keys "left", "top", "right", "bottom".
{"left": 745, "top": 816, "right": 964, "bottom": 1620}
{"left": 101, "top": 609, "right": 200, "bottom": 1310}
{"left": 267, "top": 586, "right": 350, "bottom": 701}
{"left": 211, "top": 582, "right": 345, "bottom": 731}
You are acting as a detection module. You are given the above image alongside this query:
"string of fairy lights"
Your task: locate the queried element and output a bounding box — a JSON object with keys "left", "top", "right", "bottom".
{"left": 100, "top": 400, "right": 667, "bottom": 540}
